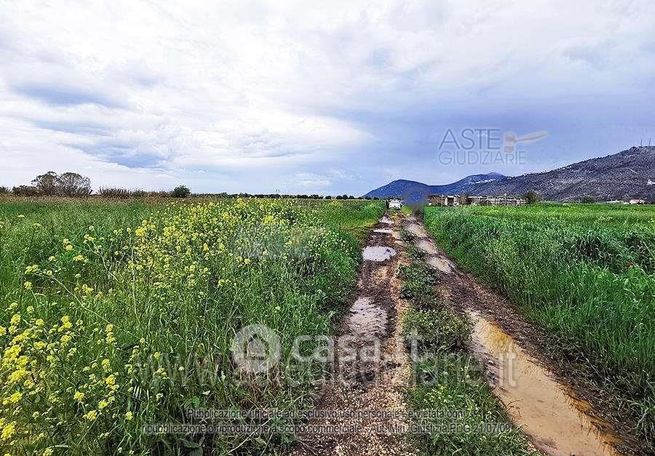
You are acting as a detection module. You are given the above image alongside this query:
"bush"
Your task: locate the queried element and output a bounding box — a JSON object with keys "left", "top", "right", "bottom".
{"left": 171, "top": 185, "right": 191, "bottom": 198}
{"left": 12, "top": 185, "right": 39, "bottom": 196}
{"left": 0, "top": 186, "right": 9, "bottom": 194}
{"left": 524, "top": 190, "right": 542, "bottom": 204}
{"left": 98, "top": 187, "right": 132, "bottom": 199}
{"left": 98, "top": 188, "right": 150, "bottom": 199}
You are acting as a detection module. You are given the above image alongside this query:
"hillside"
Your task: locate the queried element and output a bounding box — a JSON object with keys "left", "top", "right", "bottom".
{"left": 365, "top": 146, "right": 655, "bottom": 202}
{"left": 364, "top": 173, "right": 505, "bottom": 201}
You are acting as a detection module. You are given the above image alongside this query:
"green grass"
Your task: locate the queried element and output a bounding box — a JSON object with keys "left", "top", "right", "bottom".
{"left": 0, "top": 198, "right": 384, "bottom": 454}
{"left": 399, "top": 244, "right": 536, "bottom": 456}
{"left": 424, "top": 203, "right": 655, "bottom": 448}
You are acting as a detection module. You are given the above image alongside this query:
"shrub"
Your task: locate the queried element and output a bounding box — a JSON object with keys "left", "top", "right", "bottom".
{"left": 12, "top": 185, "right": 39, "bottom": 196}
{"left": 524, "top": 190, "right": 542, "bottom": 204}
{"left": 171, "top": 185, "right": 191, "bottom": 198}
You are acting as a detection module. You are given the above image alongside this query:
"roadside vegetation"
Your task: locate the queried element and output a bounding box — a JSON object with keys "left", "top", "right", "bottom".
{"left": 0, "top": 198, "right": 383, "bottom": 454}
{"left": 399, "top": 231, "right": 536, "bottom": 456}
{"left": 424, "top": 203, "right": 655, "bottom": 449}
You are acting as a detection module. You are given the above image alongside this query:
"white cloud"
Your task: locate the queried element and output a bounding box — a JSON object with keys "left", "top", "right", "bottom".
{"left": 0, "top": 0, "right": 654, "bottom": 192}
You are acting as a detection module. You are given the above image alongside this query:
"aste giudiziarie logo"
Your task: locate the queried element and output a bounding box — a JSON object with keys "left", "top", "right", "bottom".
{"left": 437, "top": 128, "right": 548, "bottom": 165}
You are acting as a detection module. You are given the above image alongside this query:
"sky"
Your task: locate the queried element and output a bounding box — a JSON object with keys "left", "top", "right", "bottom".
{"left": 1, "top": 0, "right": 654, "bottom": 195}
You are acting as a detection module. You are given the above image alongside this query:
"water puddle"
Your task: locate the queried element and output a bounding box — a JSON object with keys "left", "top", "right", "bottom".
{"left": 468, "top": 311, "right": 622, "bottom": 456}
{"left": 416, "top": 239, "right": 438, "bottom": 255}
{"left": 363, "top": 246, "right": 396, "bottom": 262}
{"left": 347, "top": 297, "right": 388, "bottom": 339}
{"left": 405, "top": 222, "right": 427, "bottom": 238}
{"left": 373, "top": 228, "right": 393, "bottom": 234}
{"left": 426, "top": 256, "right": 454, "bottom": 273}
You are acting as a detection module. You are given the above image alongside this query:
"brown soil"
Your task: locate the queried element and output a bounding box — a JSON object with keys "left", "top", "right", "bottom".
{"left": 291, "top": 214, "right": 417, "bottom": 456}
{"left": 401, "top": 215, "right": 644, "bottom": 456}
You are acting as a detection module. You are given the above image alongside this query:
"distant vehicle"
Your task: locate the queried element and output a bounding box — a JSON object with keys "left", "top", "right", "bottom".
{"left": 387, "top": 199, "right": 402, "bottom": 209}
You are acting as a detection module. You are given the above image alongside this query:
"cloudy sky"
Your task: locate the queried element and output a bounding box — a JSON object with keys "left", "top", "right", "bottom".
{"left": 1, "top": 0, "right": 654, "bottom": 195}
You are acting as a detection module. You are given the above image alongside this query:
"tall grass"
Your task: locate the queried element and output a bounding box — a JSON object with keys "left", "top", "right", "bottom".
{"left": 0, "top": 198, "right": 383, "bottom": 454}
{"left": 424, "top": 204, "right": 655, "bottom": 446}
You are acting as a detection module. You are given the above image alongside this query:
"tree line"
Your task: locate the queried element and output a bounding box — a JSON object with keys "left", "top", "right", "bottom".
{"left": 0, "top": 173, "right": 369, "bottom": 199}
{"left": 0, "top": 172, "right": 193, "bottom": 198}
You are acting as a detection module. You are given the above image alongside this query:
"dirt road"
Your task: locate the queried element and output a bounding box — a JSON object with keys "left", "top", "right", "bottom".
{"left": 292, "top": 214, "right": 417, "bottom": 456}
{"left": 293, "top": 214, "right": 629, "bottom": 456}
{"left": 402, "top": 215, "right": 627, "bottom": 456}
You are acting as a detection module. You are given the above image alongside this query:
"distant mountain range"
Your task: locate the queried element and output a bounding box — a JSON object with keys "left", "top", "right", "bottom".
{"left": 364, "top": 146, "right": 655, "bottom": 202}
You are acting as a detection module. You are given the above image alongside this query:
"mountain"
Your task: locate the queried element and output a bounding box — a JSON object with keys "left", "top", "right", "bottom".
{"left": 364, "top": 173, "right": 505, "bottom": 201}
{"left": 468, "top": 146, "right": 655, "bottom": 201}
{"left": 364, "top": 146, "right": 655, "bottom": 202}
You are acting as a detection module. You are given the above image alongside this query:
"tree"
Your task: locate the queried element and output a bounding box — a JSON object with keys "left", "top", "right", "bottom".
{"left": 0, "top": 186, "right": 8, "bottom": 194}
{"left": 57, "top": 172, "right": 92, "bottom": 197}
{"left": 581, "top": 196, "right": 596, "bottom": 204}
{"left": 172, "top": 185, "right": 191, "bottom": 198}
{"left": 32, "top": 171, "right": 59, "bottom": 196}
{"left": 524, "top": 190, "right": 542, "bottom": 204}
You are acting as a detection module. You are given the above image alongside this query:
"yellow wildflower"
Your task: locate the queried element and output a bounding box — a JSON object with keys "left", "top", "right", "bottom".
{"left": 83, "top": 410, "right": 98, "bottom": 421}
{"left": 1, "top": 421, "right": 16, "bottom": 440}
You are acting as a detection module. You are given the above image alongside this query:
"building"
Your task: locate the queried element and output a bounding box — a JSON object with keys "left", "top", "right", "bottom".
{"left": 428, "top": 195, "right": 526, "bottom": 206}
{"left": 428, "top": 195, "right": 465, "bottom": 206}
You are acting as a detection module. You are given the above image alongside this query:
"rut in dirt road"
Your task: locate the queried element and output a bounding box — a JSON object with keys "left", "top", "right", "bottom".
{"left": 403, "top": 216, "right": 626, "bottom": 456}
{"left": 292, "top": 215, "right": 417, "bottom": 456}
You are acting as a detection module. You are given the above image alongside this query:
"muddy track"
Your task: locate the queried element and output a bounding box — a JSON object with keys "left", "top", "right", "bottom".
{"left": 402, "top": 215, "right": 637, "bottom": 456}
{"left": 292, "top": 214, "right": 417, "bottom": 456}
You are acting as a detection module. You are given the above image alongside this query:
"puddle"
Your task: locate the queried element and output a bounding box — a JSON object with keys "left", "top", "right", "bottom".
{"left": 405, "top": 222, "right": 427, "bottom": 238}
{"left": 468, "top": 311, "right": 622, "bottom": 456}
{"left": 347, "top": 297, "right": 388, "bottom": 339}
{"left": 373, "top": 228, "right": 393, "bottom": 234}
{"left": 426, "top": 256, "right": 454, "bottom": 273}
{"left": 363, "top": 246, "right": 396, "bottom": 262}
{"left": 379, "top": 216, "right": 393, "bottom": 225}
{"left": 416, "top": 239, "right": 438, "bottom": 255}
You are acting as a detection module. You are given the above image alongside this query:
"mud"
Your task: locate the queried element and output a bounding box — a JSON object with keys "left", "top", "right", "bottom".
{"left": 425, "top": 255, "right": 454, "bottom": 274}
{"left": 469, "top": 311, "right": 621, "bottom": 456}
{"left": 292, "top": 215, "right": 417, "bottom": 456}
{"left": 415, "top": 239, "right": 438, "bottom": 255}
{"left": 405, "top": 218, "right": 454, "bottom": 274}
{"left": 403, "top": 216, "right": 628, "bottom": 456}
{"left": 363, "top": 246, "right": 397, "bottom": 262}
{"left": 347, "top": 297, "right": 388, "bottom": 339}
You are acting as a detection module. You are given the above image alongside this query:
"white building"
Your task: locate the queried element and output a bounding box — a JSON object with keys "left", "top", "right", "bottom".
{"left": 388, "top": 199, "right": 402, "bottom": 209}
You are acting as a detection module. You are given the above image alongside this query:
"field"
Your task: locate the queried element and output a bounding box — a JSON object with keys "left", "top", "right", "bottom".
{"left": 424, "top": 203, "right": 655, "bottom": 447}
{"left": 0, "top": 197, "right": 384, "bottom": 454}
{"left": 2, "top": 198, "right": 652, "bottom": 455}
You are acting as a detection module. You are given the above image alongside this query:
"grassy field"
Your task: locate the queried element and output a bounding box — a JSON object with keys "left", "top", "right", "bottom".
{"left": 0, "top": 197, "right": 383, "bottom": 454}
{"left": 424, "top": 203, "right": 655, "bottom": 447}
